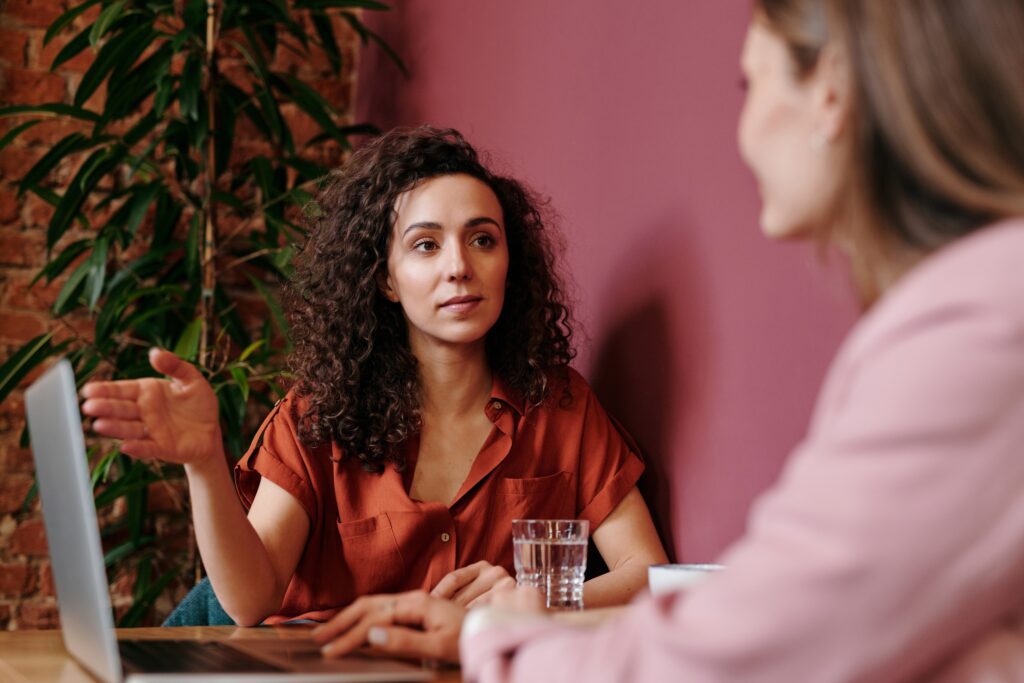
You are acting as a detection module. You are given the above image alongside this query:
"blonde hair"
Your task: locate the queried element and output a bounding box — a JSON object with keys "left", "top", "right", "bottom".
{"left": 758, "top": 0, "right": 1024, "bottom": 303}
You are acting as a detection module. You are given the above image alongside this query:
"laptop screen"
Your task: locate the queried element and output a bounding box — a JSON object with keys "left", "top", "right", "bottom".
{"left": 25, "top": 359, "right": 122, "bottom": 683}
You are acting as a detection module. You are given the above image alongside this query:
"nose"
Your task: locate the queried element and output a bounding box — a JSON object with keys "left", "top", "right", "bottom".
{"left": 446, "top": 243, "right": 473, "bottom": 281}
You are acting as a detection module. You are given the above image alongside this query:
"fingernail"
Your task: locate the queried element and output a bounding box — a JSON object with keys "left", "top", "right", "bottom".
{"left": 319, "top": 644, "right": 333, "bottom": 656}
{"left": 367, "top": 627, "right": 388, "bottom": 646}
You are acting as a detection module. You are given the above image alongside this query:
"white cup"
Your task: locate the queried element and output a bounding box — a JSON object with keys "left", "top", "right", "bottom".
{"left": 647, "top": 563, "right": 725, "bottom": 596}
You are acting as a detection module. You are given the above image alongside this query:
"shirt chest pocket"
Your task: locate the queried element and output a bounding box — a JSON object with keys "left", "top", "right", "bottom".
{"left": 336, "top": 513, "right": 405, "bottom": 596}
{"left": 500, "top": 471, "right": 575, "bottom": 520}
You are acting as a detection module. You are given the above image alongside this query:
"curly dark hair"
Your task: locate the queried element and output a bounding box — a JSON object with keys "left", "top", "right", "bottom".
{"left": 285, "top": 126, "right": 575, "bottom": 471}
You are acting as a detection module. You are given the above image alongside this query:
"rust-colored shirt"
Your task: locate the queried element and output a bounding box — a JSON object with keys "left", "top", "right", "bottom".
{"left": 234, "top": 368, "right": 644, "bottom": 623}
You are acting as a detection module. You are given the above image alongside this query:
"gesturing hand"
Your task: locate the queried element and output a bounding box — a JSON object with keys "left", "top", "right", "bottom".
{"left": 313, "top": 591, "right": 466, "bottom": 664}
{"left": 430, "top": 560, "right": 516, "bottom": 608}
{"left": 81, "top": 348, "right": 222, "bottom": 465}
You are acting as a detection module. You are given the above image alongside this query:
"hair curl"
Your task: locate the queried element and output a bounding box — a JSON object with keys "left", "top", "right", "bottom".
{"left": 285, "top": 126, "right": 575, "bottom": 471}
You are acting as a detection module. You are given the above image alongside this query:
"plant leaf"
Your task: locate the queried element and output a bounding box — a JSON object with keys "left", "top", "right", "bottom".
{"left": 44, "top": 0, "right": 103, "bottom": 46}
{"left": 229, "top": 366, "right": 250, "bottom": 401}
{"left": 85, "top": 236, "right": 109, "bottom": 311}
{"left": 179, "top": 52, "right": 202, "bottom": 121}
{"left": 310, "top": 12, "right": 341, "bottom": 74}
{"left": 0, "top": 333, "right": 57, "bottom": 403}
{"left": 30, "top": 238, "right": 90, "bottom": 286}
{"left": 17, "top": 132, "right": 90, "bottom": 197}
{"left": 0, "top": 103, "right": 100, "bottom": 122}
{"left": 49, "top": 26, "right": 90, "bottom": 71}
{"left": 0, "top": 120, "right": 43, "bottom": 152}
{"left": 53, "top": 258, "right": 90, "bottom": 315}
{"left": 89, "top": 0, "right": 127, "bottom": 48}
{"left": 173, "top": 317, "right": 203, "bottom": 362}
{"left": 75, "top": 25, "right": 155, "bottom": 107}
{"left": 341, "top": 12, "right": 408, "bottom": 77}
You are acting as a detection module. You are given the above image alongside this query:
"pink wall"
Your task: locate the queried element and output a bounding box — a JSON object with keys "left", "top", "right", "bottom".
{"left": 357, "top": 1, "right": 857, "bottom": 561}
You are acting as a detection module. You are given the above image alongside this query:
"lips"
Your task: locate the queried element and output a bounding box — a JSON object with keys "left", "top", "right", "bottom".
{"left": 440, "top": 295, "right": 483, "bottom": 313}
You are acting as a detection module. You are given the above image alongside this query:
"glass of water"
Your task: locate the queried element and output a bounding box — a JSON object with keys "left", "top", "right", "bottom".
{"left": 511, "top": 519, "right": 589, "bottom": 610}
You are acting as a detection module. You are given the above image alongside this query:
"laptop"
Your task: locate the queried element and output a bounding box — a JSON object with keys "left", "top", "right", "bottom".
{"left": 24, "top": 359, "right": 434, "bottom": 682}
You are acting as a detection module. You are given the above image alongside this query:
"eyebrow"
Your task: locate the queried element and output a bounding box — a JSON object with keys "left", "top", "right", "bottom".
{"left": 402, "top": 216, "right": 502, "bottom": 236}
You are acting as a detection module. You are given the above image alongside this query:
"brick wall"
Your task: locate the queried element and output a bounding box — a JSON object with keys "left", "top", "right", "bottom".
{"left": 0, "top": 0, "right": 364, "bottom": 630}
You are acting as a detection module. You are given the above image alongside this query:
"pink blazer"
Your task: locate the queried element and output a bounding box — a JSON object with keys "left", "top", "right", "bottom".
{"left": 462, "top": 219, "right": 1024, "bottom": 683}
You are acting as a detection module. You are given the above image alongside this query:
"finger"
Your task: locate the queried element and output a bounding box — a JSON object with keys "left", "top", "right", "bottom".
{"left": 451, "top": 578, "right": 494, "bottom": 607}
{"left": 311, "top": 596, "right": 388, "bottom": 644}
{"left": 365, "top": 626, "right": 453, "bottom": 662}
{"left": 81, "top": 398, "right": 141, "bottom": 420}
{"left": 81, "top": 380, "right": 141, "bottom": 401}
{"left": 430, "top": 566, "right": 478, "bottom": 599}
{"left": 319, "top": 610, "right": 394, "bottom": 659}
{"left": 91, "top": 418, "right": 147, "bottom": 441}
{"left": 490, "top": 585, "right": 545, "bottom": 612}
{"left": 149, "top": 348, "right": 204, "bottom": 384}
{"left": 390, "top": 591, "right": 432, "bottom": 627}
{"left": 466, "top": 577, "right": 516, "bottom": 609}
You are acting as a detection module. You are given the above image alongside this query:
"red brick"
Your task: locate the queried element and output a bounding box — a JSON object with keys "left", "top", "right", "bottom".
{"left": 0, "top": 475, "right": 33, "bottom": 514}
{"left": 311, "top": 77, "right": 353, "bottom": 114}
{"left": 147, "top": 479, "right": 187, "bottom": 513}
{"left": 23, "top": 191, "right": 55, "bottom": 227}
{"left": 4, "top": 0, "right": 65, "bottom": 29}
{"left": 0, "top": 28, "right": 30, "bottom": 68}
{"left": 0, "top": 186, "right": 21, "bottom": 224}
{"left": 9, "top": 516, "right": 48, "bottom": 556}
{"left": 66, "top": 72, "right": 106, "bottom": 118}
{"left": 0, "top": 562, "right": 37, "bottom": 595}
{"left": 0, "top": 309, "right": 49, "bottom": 344}
{"left": 0, "top": 145, "right": 44, "bottom": 182}
{"left": 0, "top": 392, "right": 25, "bottom": 421}
{"left": 17, "top": 600, "right": 59, "bottom": 629}
{"left": 0, "top": 68, "right": 67, "bottom": 105}
{"left": 16, "top": 117, "right": 90, "bottom": 146}
{"left": 35, "top": 30, "right": 96, "bottom": 73}
{"left": 3, "top": 271, "right": 65, "bottom": 309}
{"left": 0, "top": 444, "right": 34, "bottom": 473}
{"left": 37, "top": 562, "right": 54, "bottom": 597}
{"left": 0, "top": 229, "right": 45, "bottom": 267}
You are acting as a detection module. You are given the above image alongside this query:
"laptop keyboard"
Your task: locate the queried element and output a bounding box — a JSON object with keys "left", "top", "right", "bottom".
{"left": 119, "top": 639, "right": 285, "bottom": 673}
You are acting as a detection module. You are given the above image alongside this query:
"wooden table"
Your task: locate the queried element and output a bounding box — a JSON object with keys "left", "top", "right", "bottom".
{"left": 0, "top": 625, "right": 462, "bottom": 682}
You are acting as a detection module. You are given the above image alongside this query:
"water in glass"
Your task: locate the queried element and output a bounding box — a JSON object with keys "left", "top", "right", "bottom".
{"left": 511, "top": 519, "right": 589, "bottom": 610}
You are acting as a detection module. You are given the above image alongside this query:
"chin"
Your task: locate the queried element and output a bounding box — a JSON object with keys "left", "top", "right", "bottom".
{"left": 759, "top": 208, "right": 813, "bottom": 241}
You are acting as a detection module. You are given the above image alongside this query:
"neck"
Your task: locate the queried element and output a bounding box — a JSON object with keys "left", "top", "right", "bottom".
{"left": 411, "top": 337, "right": 492, "bottom": 419}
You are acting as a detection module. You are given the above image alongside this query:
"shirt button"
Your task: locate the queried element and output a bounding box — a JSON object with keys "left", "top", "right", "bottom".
{"left": 440, "top": 532, "right": 451, "bottom": 543}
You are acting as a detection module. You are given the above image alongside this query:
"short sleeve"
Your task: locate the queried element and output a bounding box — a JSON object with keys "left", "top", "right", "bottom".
{"left": 573, "top": 376, "right": 646, "bottom": 529}
{"left": 234, "top": 394, "right": 317, "bottom": 522}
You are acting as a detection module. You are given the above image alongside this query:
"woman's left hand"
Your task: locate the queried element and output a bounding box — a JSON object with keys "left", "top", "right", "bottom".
{"left": 430, "top": 560, "right": 516, "bottom": 607}
{"left": 312, "top": 591, "right": 466, "bottom": 663}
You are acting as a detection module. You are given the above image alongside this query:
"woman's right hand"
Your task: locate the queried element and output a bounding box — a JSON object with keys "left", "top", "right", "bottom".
{"left": 430, "top": 560, "right": 517, "bottom": 608}
{"left": 81, "top": 347, "right": 222, "bottom": 466}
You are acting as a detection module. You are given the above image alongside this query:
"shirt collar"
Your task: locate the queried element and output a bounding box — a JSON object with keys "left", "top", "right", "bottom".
{"left": 488, "top": 374, "right": 525, "bottom": 417}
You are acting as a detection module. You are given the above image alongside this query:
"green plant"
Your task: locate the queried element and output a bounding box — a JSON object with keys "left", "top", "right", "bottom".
{"left": 0, "top": 0, "right": 404, "bottom": 625}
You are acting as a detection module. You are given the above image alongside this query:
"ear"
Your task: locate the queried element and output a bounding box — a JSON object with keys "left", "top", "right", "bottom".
{"left": 810, "top": 43, "right": 852, "bottom": 145}
{"left": 377, "top": 271, "right": 399, "bottom": 303}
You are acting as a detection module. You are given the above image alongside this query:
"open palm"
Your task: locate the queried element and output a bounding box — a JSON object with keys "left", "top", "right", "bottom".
{"left": 81, "top": 348, "right": 222, "bottom": 464}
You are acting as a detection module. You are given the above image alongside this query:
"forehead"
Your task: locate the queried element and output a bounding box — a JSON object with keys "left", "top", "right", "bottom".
{"left": 393, "top": 174, "right": 502, "bottom": 222}
{"left": 741, "top": 20, "right": 790, "bottom": 71}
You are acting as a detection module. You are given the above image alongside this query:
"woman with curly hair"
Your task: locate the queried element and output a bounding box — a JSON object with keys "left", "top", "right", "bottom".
{"left": 81, "top": 126, "right": 668, "bottom": 626}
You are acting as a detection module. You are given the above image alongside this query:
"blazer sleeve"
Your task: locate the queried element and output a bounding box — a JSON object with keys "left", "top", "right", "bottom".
{"left": 464, "top": 300, "right": 1024, "bottom": 682}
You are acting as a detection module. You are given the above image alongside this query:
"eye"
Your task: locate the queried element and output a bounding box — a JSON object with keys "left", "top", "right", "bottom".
{"left": 471, "top": 233, "right": 497, "bottom": 248}
{"left": 412, "top": 238, "right": 438, "bottom": 252}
